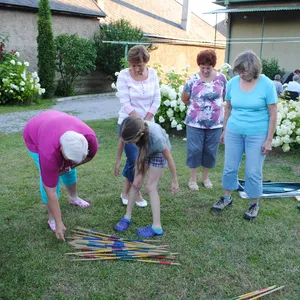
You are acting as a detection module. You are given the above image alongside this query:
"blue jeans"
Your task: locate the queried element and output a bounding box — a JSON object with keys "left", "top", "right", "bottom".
{"left": 118, "top": 125, "right": 138, "bottom": 183}
{"left": 28, "top": 151, "right": 77, "bottom": 204}
{"left": 222, "top": 130, "right": 267, "bottom": 199}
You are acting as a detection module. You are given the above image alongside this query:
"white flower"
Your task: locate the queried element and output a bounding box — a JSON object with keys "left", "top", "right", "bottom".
{"left": 281, "top": 135, "right": 291, "bottom": 144}
{"left": 21, "top": 87, "right": 24, "bottom": 92}
{"left": 40, "top": 88, "right": 46, "bottom": 94}
{"left": 183, "top": 138, "right": 187, "bottom": 141}
{"left": 15, "top": 52, "right": 20, "bottom": 57}
{"left": 168, "top": 89, "right": 177, "bottom": 100}
{"left": 17, "top": 62, "right": 22, "bottom": 66}
{"left": 170, "top": 100, "right": 177, "bottom": 108}
{"left": 2, "top": 78, "right": 8, "bottom": 83}
{"left": 20, "top": 81, "right": 25, "bottom": 86}
{"left": 24, "top": 61, "right": 29, "bottom": 67}
{"left": 35, "top": 83, "right": 41, "bottom": 89}
{"left": 179, "top": 104, "right": 186, "bottom": 112}
{"left": 30, "top": 78, "right": 33, "bottom": 83}
{"left": 166, "top": 108, "right": 174, "bottom": 118}
{"left": 158, "top": 116, "right": 165, "bottom": 123}
{"left": 164, "top": 100, "right": 171, "bottom": 107}
{"left": 176, "top": 124, "right": 183, "bottom": 131}
{"left": 32, "top": 72, "right": 38, "bottom": 78}
{"left": 9, "top": 89, "right": 13, "bottom": 93}
{"left": 296, "top": 136, "right": 300, "bottom": 144}
{"left": 178, "top": 85, "right": 184, "bottom": 94}
{"left": 185, "top": 65, "right": 191, "bottom": 69}
{"left": 115, "top": 72, "right": 120, "bottom": 76}
{"left": 10, "top": 60, "right": 15, "bottom": 65}
{"left": 171, "top": 119, "right": 178, "bottom": 128}
{"left": 111, "top": 82, "right": 117, "bottom": 89}
{"left": 21, "top": 71, "right": 26, "bottom": 81}
{"left": 296, "top": 128, "right": 300, "bottom": 135}
{"left": 282, "top": 143, "right": 290, "bottom": 152}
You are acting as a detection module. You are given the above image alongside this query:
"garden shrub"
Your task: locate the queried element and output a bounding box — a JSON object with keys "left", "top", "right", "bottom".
{"left": 54, "top": 34, "right": 97, "bottom": 97}
{"left": 0, "top": 42, "right": 45, "bottom": 105}
{"left": 94, "top": 19, "right": 148, "bottom": 79}
{"left": 262, "top": 58, "right": 285, "bottom": 81}
{"left": 37, "top": 0, "right": 56, "bottom": 98}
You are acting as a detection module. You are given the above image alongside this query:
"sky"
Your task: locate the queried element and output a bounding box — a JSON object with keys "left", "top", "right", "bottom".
{"left": 178, "top": 0, "right": 225, "bottom": 26}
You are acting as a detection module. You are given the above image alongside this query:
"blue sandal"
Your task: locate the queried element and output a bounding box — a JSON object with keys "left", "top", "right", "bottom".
{"left": 114, "top": 218, "right": 131, "bottom": 232}
{"left": 136, "top": 225, "right": 164, "bottom": 238}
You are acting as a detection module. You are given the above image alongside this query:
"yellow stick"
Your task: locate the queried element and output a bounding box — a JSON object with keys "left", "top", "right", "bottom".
{"left": 249, "top": 286, "right": 284, "bottom": 300}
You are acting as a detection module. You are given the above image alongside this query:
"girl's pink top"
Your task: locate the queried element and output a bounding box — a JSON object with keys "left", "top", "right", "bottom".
{"left": 23, "top": 110, "right": 98, "bottom": 188}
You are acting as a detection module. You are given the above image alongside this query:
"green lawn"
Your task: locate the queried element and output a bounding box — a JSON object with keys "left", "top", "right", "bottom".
{"left": 0, "top": 99, "right": 53, "bottom": 114}
{"left": 0, "top": 119, "right": 299, "bottom": 299}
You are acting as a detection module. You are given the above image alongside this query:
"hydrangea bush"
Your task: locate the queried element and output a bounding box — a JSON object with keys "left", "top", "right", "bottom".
{"left": 272, "top": 100, "right": 300, "bottom": 152}
{"left": 0, "top": 41, "right": 45, "bottom": 105}
{"left": 154, "top": 65, "right": 189, "bottom": 131}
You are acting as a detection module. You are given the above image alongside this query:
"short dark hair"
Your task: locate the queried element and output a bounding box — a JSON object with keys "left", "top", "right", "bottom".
{"left": 127, "top": 45, "right": 150, "bottom": 64}
{"left": 196, "top": 50, "right": 217, "bottom": 67}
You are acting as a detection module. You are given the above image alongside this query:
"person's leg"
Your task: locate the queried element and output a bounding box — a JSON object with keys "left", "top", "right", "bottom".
{"left": 201, "top": 128, "right": 222, "bottom": 188}
{"left": 122, "top": 142, "right": 146, "bottom": 204}
{"left": 243, "top": 134, "right": 267, "bottom": 220}
{"left": 186, "top": 126, "right": 204, "bottom": 190}
{"left": 28, "top": 150, "right": 60, "bottom": 230}
{"left": 61, "top": 168, "right": 89, "bottom": 207}
{"left": 212, "top": 130, "right": 244, "bottom": 211}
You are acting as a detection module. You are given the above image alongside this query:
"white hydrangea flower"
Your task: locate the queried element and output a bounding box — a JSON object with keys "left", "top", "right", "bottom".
{"left": 176, "top": 124, "right": 183, "bottom": 131}
{"left": 281, "top": 135, "right": 291, "bottom": 144}
{"left": 296, "top": 136, "right": 300, "bottom": 144}
{"left": 183, "top": 138, "right": 187, "bottom": 141}
{"left": 10, "top": 60, "right": 15, "bottom": 65}
{"left": 17, "top": 62, "right": 22, "bottom": 66}
{"left": 171, "top": 119, "right": 177, "bottom": 128}
{"left": 32, "top": 72, "right": 38, "bottom": 78}
{"left": 21, "top": 71, "right": 26, "bottom": 81}
{"left": 111, "top": 82, "right": 116, "bottom": 89}
{"left": 24, "top": 61, "right": 29, "bottom": 67}
{"left": 179, "top": 104, "right": 186, "bottom": 112}
{"left": 282, "top": 143, "right": 290, "bottom": 152}
{"left": 168, "top": 89, "right": 177, "bottom": 101}
{"left": 2, "top": 78, "right": 8, "bottom": 83}
{"left": 21, "top": 87, "right": 25, "bottom": 92}
{"left": 158, "top": 116, "right": 165, "bottom": 123}
{"left": 20, "top": 81, "right": 25, "bottom": 86}
{"left": 166, "top": 108, "right": 174, "bottom": 118}
{"left": 15, "top": 52, "right": 20, "bottom": 57}
{"left": 164, "top": 100, "right": 171, "bottom": 107}
{"left": 170, "top": 100, "right": 177, "bottom": 108}
{"left": 115, "top": 72, "right": 120, "bottom": 76}
{"left": 178, "top": 85, "right": 184, "bottom": 94}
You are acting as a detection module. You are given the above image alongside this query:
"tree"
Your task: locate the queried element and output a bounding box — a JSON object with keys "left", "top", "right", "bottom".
{"left": 37, "top": 0, "right": 56, "bottom": 98}
{"left": 54, "top": 34, "right": 97, "bottom": 96}
{"left": 261, "top": 58, "right": 285, "bottom": 81}
{"left": 94, "top": 19, "right": 150, "bottom": 79}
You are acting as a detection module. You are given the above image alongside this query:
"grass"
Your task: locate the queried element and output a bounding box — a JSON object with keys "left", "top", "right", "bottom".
{"left": 0, "top": 118, "right": 299, "bottom": 299}
{"left": 0, "top": 99, "right": 53, "bottom": 114}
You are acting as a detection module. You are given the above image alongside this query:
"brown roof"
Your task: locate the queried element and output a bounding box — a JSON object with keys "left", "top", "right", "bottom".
{"left": 102, "top": 0, "right": 225, "bottom": 45}
{"left": 0, "top": 0, "right": 106, "bottom": 17}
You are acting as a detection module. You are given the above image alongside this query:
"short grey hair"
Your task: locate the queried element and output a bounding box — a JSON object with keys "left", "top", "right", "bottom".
{"left": 233, "top": 50, "right": 262, "bottom": 80}
{"left": 60, "top": 131, "right": 88, "bottom": 163}
{"left": 274, "top": 74, "right": 281, "bottom": 80}
{"left": 293, "top": 74, "right": 300, "bottom": 82}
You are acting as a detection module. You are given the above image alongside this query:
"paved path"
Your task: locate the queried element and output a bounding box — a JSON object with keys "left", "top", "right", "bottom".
{"left": 0, "top": 93, "right": 120, "bottom": 134}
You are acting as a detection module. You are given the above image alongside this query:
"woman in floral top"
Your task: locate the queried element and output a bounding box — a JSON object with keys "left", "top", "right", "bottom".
{"left": 182, "top": 50, "right": 227, "bottom": 190}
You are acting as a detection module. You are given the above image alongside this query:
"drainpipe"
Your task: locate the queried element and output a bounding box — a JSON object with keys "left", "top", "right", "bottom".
{"left": 181, "top": 0, "right": 191, "bottom": 32}
{"left": 225, "top": 13, "right": 231, "bottom": 63}
{"left": 260, "top": 13, "right": 265, "bottom": 59}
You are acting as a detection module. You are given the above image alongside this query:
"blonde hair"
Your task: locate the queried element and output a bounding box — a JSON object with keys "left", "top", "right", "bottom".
{"left": 233, "top": 50, "right": 262, "bottom": 80}
{"left": 120, "top": 117, "right": 149, "bottom": 175}
{"left": 127, "top": 45, "right": 150, "bottom": 64}
{"left": 60, "top": 131, "right": 88, "bottom": 163}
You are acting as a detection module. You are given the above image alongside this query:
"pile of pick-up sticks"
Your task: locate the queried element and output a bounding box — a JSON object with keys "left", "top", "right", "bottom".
{"left": 228, "top": 285, "right": 284, "bottom": 300}
{"left": 66, "top": 227, "right": 181, "bottom": 266}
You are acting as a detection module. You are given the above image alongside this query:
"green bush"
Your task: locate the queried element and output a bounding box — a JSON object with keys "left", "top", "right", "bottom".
{"left": 54, "top": 34, "right": 97, "bottom": 97}
{"left": 94, "top": 19, "right": 148, "bottom": 79}
{"left": 0, "top": 49, "right": 45, "bottom": 105}
{"left": 262, "top": 58, "right": 285, "bottom": 80}
{"left": 37, "top": 0, "right": 56, "bottom": 98}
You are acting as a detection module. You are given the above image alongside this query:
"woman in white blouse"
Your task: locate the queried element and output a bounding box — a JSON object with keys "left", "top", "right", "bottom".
{"left": 114, "top": 45, "right": 161, "bottom": 207}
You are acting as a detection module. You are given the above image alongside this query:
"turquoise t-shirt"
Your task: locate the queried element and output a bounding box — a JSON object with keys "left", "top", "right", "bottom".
{"left": 226, "top": 74, "right": 277, "bottom": 135}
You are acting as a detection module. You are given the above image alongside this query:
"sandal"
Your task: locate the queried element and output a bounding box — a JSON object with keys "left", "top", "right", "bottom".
{"left": 136, "top": 225, "right": 164, "bottom": 238}
{"left": 202, "top": 178, "right": 213, "bottom": 189}
{"left": 188, "top": 181, "right": 199, "bottom": 191}
{"left": 120, "top": 194, "right": 148, "bottom": 207}
{"left": 114, "top": 218, "right": 131, "bottom": 232}
{"left": 69, "top": 199, "right": 90, "bottom": 207}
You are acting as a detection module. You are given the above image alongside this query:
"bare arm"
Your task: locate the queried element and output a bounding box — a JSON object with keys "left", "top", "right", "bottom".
{"left": 181, "top": 91, "right": 190, "bottom": 106}
{"left": 115, "top": 139, "right": 125, "bottom": 176}
{"left": 162, "top": 147, "right": 179, "bottom": 195}
{"left": 144, "top": 112, "right": 154, "bottom": 121}
{"left": 262, "top": 103, "right": 277, "bottom": 154}
{"left": 220, "top": 101, "right": 232, "bottom": 143}
{"left": 44, "top": 186, "right": 66, "bottom": 241}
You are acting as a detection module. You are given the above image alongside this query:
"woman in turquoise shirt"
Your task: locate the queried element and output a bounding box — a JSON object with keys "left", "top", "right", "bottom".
{"left": 212, "top": 51, "right": 278, "bottom": 220}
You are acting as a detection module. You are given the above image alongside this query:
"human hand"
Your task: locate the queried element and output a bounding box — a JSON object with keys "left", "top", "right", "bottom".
{"left": 55, "top": 221, "right": 66, "bottom": 241}
{"left": 114, "top": 162, "right": 121, "bottom": 176}
{"left": 171, "top": 180, "right": 179, "bottom": 195}
{"left": 262, "top": 140, "right": 272, "bottom": 155}
{"left": 220, "top": 131, "right": 225, "bottom": 144}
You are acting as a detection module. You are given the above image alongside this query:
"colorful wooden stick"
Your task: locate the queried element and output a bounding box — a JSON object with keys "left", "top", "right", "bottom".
{"left": 228, "top": 285, "right": 277, "bottom": 300}
{"left": 248, "top": 285, "right": 284, "bottom": 300}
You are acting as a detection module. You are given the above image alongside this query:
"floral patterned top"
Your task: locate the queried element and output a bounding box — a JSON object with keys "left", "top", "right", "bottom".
{"left": 184, "top": 72, "right": 227, "bottom": 129}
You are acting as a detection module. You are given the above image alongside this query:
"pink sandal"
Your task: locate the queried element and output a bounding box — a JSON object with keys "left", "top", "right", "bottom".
{"left": 69, "top": 199, "right": 90, "bottom": 207}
